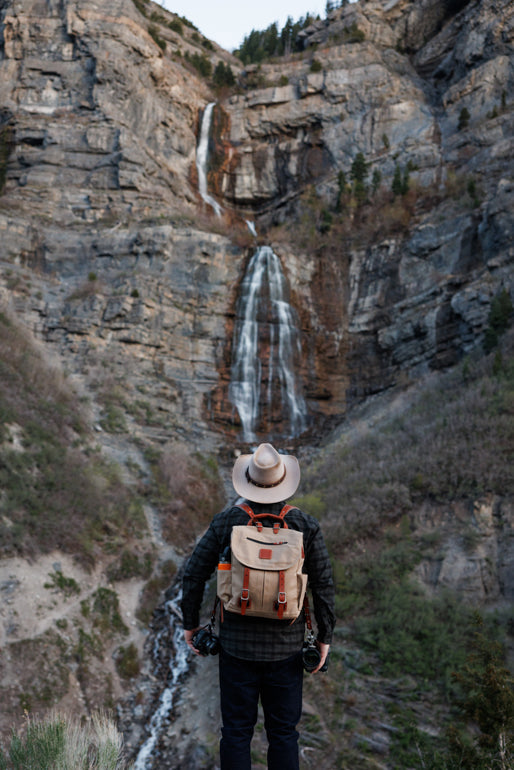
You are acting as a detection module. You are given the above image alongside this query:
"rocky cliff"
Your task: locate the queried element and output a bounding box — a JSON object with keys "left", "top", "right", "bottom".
{"left": 0, "top": 0, "right": 512, "bottom": 448}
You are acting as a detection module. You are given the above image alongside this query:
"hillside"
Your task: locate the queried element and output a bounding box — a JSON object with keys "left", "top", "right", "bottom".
{"left": 0, "top": 0, "right": 513, "bottom": 766}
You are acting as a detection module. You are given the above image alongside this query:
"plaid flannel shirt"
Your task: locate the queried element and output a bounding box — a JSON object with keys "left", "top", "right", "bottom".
{"left": 181, "top": 499, "right": 335, "bottom": 662}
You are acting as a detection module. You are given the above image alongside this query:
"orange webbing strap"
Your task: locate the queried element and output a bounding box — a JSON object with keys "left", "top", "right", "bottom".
{"left": 240, "top": 566, "right": 251, "bottom": 614}
{"left": 236, "top": 503, "right": 297, "bottom": 532}
{"left": 276, "top": 571, "right": 287, "bottom": 619}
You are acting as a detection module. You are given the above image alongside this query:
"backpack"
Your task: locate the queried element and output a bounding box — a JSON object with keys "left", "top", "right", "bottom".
{"left": 217, "top": 503, "right": 307, "bottom": 621}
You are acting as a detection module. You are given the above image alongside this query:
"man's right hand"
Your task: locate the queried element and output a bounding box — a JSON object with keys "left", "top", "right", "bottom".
{"left": 184, "top": 628, "right": 202, "bottom": 656}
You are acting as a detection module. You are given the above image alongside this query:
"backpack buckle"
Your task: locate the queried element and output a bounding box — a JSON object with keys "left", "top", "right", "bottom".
{"left": 241, "top": 588, "right": 250, "bottom": 602}
{"left": 277, "top": 592, "right": 286, "bottom": 605}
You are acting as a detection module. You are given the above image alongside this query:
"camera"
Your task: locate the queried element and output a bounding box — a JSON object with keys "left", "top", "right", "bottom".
{"left": 192, "top": 625, "right": 220, "bottom": 656}
{"left": 302, "top": 639, "right": 329, "bottom": 673}
{"left": 302, "top": 640, "right": 321, "bottom": 672}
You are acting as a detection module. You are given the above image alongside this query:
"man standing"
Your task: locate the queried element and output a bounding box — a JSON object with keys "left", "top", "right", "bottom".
{"left": 181, "top": 443, "right": 336, "bottom": 770}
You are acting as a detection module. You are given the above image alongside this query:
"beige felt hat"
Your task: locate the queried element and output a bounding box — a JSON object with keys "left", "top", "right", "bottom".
{"left": 232, "top": 443, "right": 300, "bottom": 504}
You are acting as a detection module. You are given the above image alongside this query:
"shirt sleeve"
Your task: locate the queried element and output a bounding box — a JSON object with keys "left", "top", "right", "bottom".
{"left": 181, "top": 520, "right": 222, "bottom": 630}
{"left": 304, "top": 524, "right": 336, "bottom": 645}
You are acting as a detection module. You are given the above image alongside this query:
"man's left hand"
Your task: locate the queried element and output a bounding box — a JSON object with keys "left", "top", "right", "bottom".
{"left": 311, "top": 642, "right": 330, "bottom": 674}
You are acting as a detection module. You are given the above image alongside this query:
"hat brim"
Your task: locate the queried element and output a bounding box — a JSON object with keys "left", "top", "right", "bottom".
{"left": 232, "top": 453, "right": 301, "bottom": 504}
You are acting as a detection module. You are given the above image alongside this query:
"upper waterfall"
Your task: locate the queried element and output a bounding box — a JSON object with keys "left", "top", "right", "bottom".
{"left": 229, "top": 246, "right": 308, "bottom": 443}
{"left": 196, "top": 102, "right": 222, "bottom": 217}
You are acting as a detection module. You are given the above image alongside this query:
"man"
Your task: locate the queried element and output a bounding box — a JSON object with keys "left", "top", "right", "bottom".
{"left": 181, "top": 443, "right": 335, "bottom": 770}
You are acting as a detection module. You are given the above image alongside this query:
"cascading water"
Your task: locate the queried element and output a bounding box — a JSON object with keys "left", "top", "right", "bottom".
{"left": 196, "top": 102, "right": 222, "bottom": 217}
{"left": 229, "top": 246, "right": 308, "bottom": 442}
{"left": 133, "top": 586, "right": 189, "bottom": 770}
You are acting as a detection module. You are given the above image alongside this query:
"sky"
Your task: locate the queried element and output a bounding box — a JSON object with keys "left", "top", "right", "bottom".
{"left": 159, "top": 1, "right": 333, "bottom": 52}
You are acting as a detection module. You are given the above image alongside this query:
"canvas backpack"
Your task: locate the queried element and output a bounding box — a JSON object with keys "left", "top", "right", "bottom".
{"left": 217, "top": 503, "right": 307, "bottom": 621}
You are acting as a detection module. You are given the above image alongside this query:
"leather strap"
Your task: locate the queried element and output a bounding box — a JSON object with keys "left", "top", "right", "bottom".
{"left": 240, "top": 566, "right": 251, "bottom": 615}
{"left": 276, "top": 570, "right": 287, "bottom": 619}
{"left": 236, "top": 503, "right": 298, "bottom": 531}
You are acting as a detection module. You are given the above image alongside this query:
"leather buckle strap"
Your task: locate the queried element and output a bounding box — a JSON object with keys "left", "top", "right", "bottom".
{"left": 275, "top": 571, "right": 287, "bottom": 619}
{"left": 240, "top": 567, "right": 251, "bottom": 615}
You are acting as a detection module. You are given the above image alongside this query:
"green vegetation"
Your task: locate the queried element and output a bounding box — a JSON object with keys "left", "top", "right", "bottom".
{"left": 115, "top": 642, "right": 140, "bottom": 680}
{"left": 106, "top": 548, "right": 153, "bottom": 582}
{"left": 148, "top": 24, "right": 166, "bottom": 52}
{"left": 0, "top": 712, "right": 130, "bottom": 769}
{"left": 44, "top": 570, "right": 81, "bottom": 597}
{"left": 212, "top": 60, "right": 236, "bottom": 89}
{"left": 0, "top": 124, "right": 13, "bottom": 194}
{"left": 295, "top": 330, "right": 514, "bottom": 766}
{"left": 458, "top": 106, "right": 470, "bottom": 130}
{"left": 136, "top": 559, "right": 177, "bottom": 625}
{"left": 392, "top": 162, "right": 410, "bottom": 196}
{"left": 235, "top": 15, "right": 318, "bottom": 63}
{"left": 143, "top": 445, "right": 224, "bottom": 551}
{"left": 309, "top": 334, "right": 514, "bottom": 548}
{"left": 131, "top": 0, "right": 147, "bottom": 17}
{"left": 185, "top": 50, "right": 212, "bottom": 78}
{"left": 483, "top": 287, "right": 513, "bottom": 353}
{"left": 0, "top": 311, "right": 146, "bottom": 563}
{"left": 350, "top": 152, "right": 369, "bottom": 202}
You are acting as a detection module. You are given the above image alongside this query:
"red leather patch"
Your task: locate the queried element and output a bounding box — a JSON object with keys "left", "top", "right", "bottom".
{"left": 259, "top": 549, "right": 273, "bottom": 560}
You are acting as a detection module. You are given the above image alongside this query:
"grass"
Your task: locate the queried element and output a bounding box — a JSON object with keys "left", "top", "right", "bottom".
{"left": 295, "top": 330, "right": 514, "bottom": 767}
{"left": 0, "top": 711, "right": 131, "bottom": 769}
{"left": 143, "top": 444, "right": 225, "bottom": 551}
{"left": 299, "top": 329, "right": 514, "bottom": 551}
{"left": 0, "top": 310, "right": 147, "bottom": 564}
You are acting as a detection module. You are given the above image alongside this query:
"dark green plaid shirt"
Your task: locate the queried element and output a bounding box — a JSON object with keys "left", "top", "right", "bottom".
{"left": 181, "top": 499, "right": 335, "bottom": 662}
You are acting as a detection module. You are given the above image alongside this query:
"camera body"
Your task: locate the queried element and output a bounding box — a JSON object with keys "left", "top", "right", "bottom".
{"left": 192, "top": 625, "right": 220, "bottom": 656}
{"left": 302, "top": 638, "right": 329, "bottom": 673}
{"left": 302, "top": 639, "right": 321, "bottom": 672}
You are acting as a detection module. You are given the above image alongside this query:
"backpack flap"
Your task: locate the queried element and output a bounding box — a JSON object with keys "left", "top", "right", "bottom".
{"left": 231, "top": 526, "right": 303, "bottom": 571}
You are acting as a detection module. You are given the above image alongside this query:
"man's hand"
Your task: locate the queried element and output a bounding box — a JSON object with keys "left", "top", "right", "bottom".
{"left": 184, "top": 628, "right": 202, "bottom": 656}
{"left": 311, "top": 642, "right": 330, "bottom": 674}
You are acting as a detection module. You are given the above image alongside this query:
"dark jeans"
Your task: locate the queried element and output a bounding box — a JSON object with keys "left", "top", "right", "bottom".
{"left": 219, "top": 648, "right": 303, "bottom": 770}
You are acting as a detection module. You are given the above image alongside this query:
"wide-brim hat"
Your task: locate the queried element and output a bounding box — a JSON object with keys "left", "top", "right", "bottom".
{"left": 232, "top": 443, "right": 300, "bottom": 504}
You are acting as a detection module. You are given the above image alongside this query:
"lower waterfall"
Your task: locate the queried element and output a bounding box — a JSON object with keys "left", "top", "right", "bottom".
{"left": 229, "top": 245, "right": 308, "bottom": 442}
{"left": 132, "top": 587, "right": 189, "bottom": 770}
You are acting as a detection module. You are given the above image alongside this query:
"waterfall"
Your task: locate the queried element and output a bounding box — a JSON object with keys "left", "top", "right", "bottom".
{"left": 229, "top": 246, "right": 308, "bottom": 442}
{"left": 133, "top": 588, "right": 189, "bottom": 770}
{"left": 196, "top": 102, "right": 222, "bottom": 217}
{"left": 246, "top": 219, "right": 257, "bottom": 238}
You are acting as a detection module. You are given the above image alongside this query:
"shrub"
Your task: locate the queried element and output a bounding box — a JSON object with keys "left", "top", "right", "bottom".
{"left": 115, "top": 643, "right": 140, "bottom": 680}
{"left": 167, "top": 18, "right": 183, "bottom": 35}
{"left": 213, "top": 60, "right": 236, "bottom": 88}
{"left": 0, "top": 312, "right": 146, "bottom": 563}
{"left": 299, "top": 329, "right": 514, "bottom": 549}
{"left": 0, "top": 712, "right": 129, "bottom": 769}
{"left": 186, "top": 51, "right": 212, "bottom": 78}
{"left": 0, "top": 124, "right": 14, "bottom": 194}
{"left": 132, "top": 0, "right": 147, "bottom": 16}
{"left": 44, "top": 570, "right": 81, "bottom": 597}
{"left": 144, "top": 444, "right": 224, "bottom": 549}
{"left": 458, "top": 106, "right": 470, "bottom": 130}
{"left": 310, "top": 59, "right": 323, "bottom": 73}
{"left": 483, "top": 288, "right": 513, "bottom": 352}
{"left": 148, "top": 24, "right": 166, "bottom": 51}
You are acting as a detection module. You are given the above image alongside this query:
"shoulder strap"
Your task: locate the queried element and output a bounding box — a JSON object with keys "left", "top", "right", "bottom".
{"left": 236, "top": 503, "right": 297, "bottom": 532}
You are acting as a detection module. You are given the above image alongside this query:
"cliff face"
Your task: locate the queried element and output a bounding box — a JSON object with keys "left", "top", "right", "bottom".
{"left": 1, "top": 0, "right": 512, "bottom": 449}
{"left": 213, "top": 0, "right": 513, "bottom": 403}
